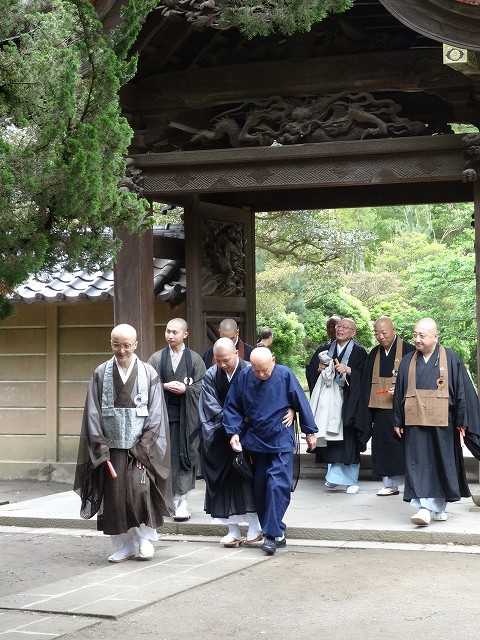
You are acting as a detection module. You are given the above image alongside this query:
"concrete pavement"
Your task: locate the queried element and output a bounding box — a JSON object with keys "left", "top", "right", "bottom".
{"left": 2, "top": 474, "right": 480, "bottom": 638}
{"left": 1, "top": 476, "right": 480, "bottom": 545}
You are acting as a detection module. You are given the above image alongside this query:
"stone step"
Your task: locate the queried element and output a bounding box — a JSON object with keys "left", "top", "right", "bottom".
{"left": 297, "top": 452, "right": 480, "bottom": 483}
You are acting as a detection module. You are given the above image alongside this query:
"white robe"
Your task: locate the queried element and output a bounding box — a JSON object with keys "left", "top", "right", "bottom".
{"left": 309, "top": 358, "right": 343, "bottom": 446}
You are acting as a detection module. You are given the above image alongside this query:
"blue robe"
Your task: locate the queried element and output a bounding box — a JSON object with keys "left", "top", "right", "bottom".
{"left": 223, "top": 364, "right": 317, "bottom": 538}
{"left": 223, "top": 364, "right": 318, "bottom": 452}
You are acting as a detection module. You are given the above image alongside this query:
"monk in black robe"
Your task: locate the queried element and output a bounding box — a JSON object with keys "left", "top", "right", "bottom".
{"left": 199, "top": 338, "right": 262, "bottom": 547}
{"left": 393, "top": 318, "right": 480, "bottom": 526}
{"left": 202, "top": 318, "right": 254, "bottom": 367}
{"left": 359, "top": 316, "right": 415, "bottom": 496}
{"left": 305, "top": 315, "right": 340, "bottom": 393}
{"left": 148, "top": 318, "right": 205, "bottom": 521}
{"left": 312, "top": 318, "right": 367, "bottom": 494}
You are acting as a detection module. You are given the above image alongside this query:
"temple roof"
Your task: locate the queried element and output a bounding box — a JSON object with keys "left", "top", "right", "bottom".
{"left": 12, "top": 226, "right": 186, "bottom": 307}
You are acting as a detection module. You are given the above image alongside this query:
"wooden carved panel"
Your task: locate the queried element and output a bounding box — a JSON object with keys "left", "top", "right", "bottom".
{"left": 201, "top": 219, "right": 245, "bottom": 297}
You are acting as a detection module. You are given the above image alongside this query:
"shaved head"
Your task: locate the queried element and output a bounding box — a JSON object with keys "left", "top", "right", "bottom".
{"left": 213, "top": 337, "right": 237, "bottom": 356}
{"left": 250, "top": 347, "right": 276, "bottom": 380}
{"left": 415, "top": 317, "right": 438, "bottom": 334}
{"left": 326, "top": 315, "right": 341, "bottom": 340}
{"left": 374, "top": 316, "right": 396, "bottom": 350}
{"left": 375, "top": 316, "right": 394, "bottom": 329}
{"left": 413, "top": 317, "right": 438, "bottom": 356}
{"left": 219, "top": 318, "right": 239, "bottom": 342}
{"left": 213, "top": 337, "right": 238, "bottom": 375}
{"left": 165, "top": 318, "right": 188, "bottom": 349}
{"left": 110, "top": 324, "right": 138, "bottom": 367}
{"left": 111, "top": 324, "right": 137, "bottom": 343}
{"left": 335, "top": 317, "right": 356, "bottom": 345}
{"left": 168, "top": 318, "right": 188, "bottom": 332}
{"left": 219, "top": 318, "right": 237, "bottom": 332}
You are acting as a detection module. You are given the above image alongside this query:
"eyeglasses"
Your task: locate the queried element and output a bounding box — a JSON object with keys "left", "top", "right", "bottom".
{"left": 336, "top": 324, "right": 354, "bottom": 331}
{"left": 111, "top": 341, "right": 136, "bottom": 350}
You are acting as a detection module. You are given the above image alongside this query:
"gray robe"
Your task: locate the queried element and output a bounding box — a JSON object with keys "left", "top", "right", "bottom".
{"left": 74, "top": 358, "right": 172, "bottom": 534}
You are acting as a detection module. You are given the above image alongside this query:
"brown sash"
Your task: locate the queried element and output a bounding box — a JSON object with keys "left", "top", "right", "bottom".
{"left": 404, "top": 345, "right": 449, "bottom": 427}
{"left": 368, "top": 337, "right": 403, "bottom": 409}
{"left": 113, "top": 361, "right": 138, "bottom": 408}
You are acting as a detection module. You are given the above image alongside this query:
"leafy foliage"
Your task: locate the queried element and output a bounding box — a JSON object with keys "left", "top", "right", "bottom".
{"left": 219, "top": 0, "right": 354, "bottom": 37}
{"left": 256, "top": 209, "right": 373, "bottom": 268}
{"left": 256, "top": 202, "right": 477, "bottom": 379}
{"left": 0, "top": 0, "right": 155, "bottom": 318}
{"left": 302, "top": 290, "right": 374, "bottom": 353}
{"left": 256, "top": 310, "right": 306, "bottom": 370}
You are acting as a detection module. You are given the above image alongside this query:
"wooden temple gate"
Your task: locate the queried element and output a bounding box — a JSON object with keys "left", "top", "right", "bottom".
{"left": 92, "top": 0, "right": 480, "bottom": 361}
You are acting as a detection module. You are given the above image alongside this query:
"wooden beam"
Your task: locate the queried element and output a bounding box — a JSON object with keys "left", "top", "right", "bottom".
{"left": 152, "top": 235, "right": 185, "bottom": 260}
{"left": 202, "top": 296, "right": 247, "bottom": 313}
{"left": 475, "top": 180, "right": 480, "bottom": 387}
{"left": 113, "top": 229, "right": 155, "bottom": 361}
{"left": 241, "top": 208, "right": 256, "bottom": 347}
{"left": 183, "top": 195, "right": 204, "bottom": 353}
{"left": 122, "top": 49, "right": 469, "bottom": 113}
{"left": 132, "top": 135, "right": 468, "bottom": 199}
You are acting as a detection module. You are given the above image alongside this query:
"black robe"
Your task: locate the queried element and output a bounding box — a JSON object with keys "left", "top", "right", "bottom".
{"left": 305, "top": 341, "right": 332, "bottom": 393}
{"left": 148, "top": 347, "right": 205, "bottom": 496}
{"left": 315, "top": 341, "right": 368, "bottom": 465}
{"left": 393, "top": 345, "right": 480, "bottom": 503}
{"left": 359, "top": 338, "right": 415, "bottom": 477}
{"left": 199, "top": 359, "right": 256, "bottom": 518}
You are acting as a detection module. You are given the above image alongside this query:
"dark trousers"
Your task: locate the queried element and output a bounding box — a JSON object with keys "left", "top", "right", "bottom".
{"left": 251, "top": 451, "right": 293, "bottom": 539}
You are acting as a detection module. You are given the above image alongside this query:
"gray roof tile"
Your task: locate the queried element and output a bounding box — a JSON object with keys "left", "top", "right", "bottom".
{"left": 12, "top": 228, "right": 187, "bottom": 306}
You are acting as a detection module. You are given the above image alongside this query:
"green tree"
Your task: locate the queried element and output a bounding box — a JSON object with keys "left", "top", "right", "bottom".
{"left": 0, "top": 0, "right": 157, "bottom": 318}
{"left": 256, "top": 310, "right": 306, "bottom": 371}
{"left": 219, "top": 0, "right": 354, "bottom": 37}
{"left": 372, "top": 232, "right": 445, "bottom": 275}
{"left": 407, "top": 252, "right": 476, "bottom": 367}
{"left": 302, "top": 289, "right": 374, "bottom": 354}
{"left": 256, "top": 209, "right": 373, "bottom": 270}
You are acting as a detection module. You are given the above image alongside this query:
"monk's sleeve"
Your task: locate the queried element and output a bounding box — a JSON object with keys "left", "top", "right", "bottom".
{"left": 306, "top": 348, "right": 321, "bottom": 393}
{"left": 287, "top": 372, "right": 318, "bottom": 435}
{"left": 83, "top": 370, "right": 110, "bottom": 465}
{"left": 393, "top": 358, "right": 408, "bottom": 428}
{"left": 199, "top": 369, "right": 224, "bottom": 450}
{"left": 223, "top": 376, "right": 246, "bottom": 437}
{"left": 134, "top": 366, "right": 171, "bottom": 478}
{"left": 185, "top": 352, "right": 206, "bottom": 409}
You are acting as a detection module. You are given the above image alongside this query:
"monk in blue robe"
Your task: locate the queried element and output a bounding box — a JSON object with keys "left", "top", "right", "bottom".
{"left": 223, "top": 348, "right": 317, "bottom": 555}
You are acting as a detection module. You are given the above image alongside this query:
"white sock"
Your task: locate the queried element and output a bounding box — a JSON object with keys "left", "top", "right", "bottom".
{"left": 228, "top": 524, "right": 241, "bottom": 539}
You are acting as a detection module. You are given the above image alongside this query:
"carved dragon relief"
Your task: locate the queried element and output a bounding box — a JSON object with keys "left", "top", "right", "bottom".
{"left": 201, "top": 219, "right": 246, "bottom": 296}
{"left": 187, "top": 92, "right": 429, "bottom": 149}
